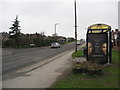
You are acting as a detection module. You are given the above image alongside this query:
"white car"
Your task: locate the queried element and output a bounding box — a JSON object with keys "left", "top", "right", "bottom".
{"left": 51, "top": 42, "right": 60, "bottom": 48}
{"left": 77, "top": 41, "right": 81, "bottom": 45}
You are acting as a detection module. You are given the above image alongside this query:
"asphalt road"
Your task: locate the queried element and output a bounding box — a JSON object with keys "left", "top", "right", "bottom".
{"left": 3, "top": 48, "right": 74, "bottom": 88}
{"left": 2, "top": 42, "right": 76, "bottom": 74}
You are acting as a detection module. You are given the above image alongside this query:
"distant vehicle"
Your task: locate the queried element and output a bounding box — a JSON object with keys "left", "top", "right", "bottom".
{"left": 51, "top": 42, "right": 60, "bottom": 48}
{"left": 30, "top": 44, "right": 35, "bottom": 47}
{"left": 77, "top": 41, "right": 81, "bottom": 45}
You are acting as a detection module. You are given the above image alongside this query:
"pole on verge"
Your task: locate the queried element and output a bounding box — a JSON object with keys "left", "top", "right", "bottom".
{"left": 74, "top": 0, "right": 77, "bottom": 52}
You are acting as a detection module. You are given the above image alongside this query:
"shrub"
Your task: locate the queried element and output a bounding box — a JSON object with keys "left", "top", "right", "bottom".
{"left": 73, "top": 61, "right": 103, "bottom": 74}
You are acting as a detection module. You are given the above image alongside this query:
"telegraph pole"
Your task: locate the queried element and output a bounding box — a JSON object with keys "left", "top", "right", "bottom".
{"left": 74, "top": 0, "right": 77, "bottom": 52}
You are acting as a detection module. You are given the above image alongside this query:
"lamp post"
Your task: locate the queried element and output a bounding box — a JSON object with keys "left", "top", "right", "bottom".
{"left": 54, "top": 23, "right": 59, "bottom": 36}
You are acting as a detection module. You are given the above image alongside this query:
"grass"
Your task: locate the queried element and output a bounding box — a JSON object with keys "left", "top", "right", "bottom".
{"left": 81, "top": 46, "right": 86, "bottom": 49}
{"left": 52, "top": 50, "right": 119, "bottom": 88}
{"left": 72, "top": 50, "right": 83, "bottom": 58}
{"left": 64, "top": 41, "right": 75, "bottom": 44}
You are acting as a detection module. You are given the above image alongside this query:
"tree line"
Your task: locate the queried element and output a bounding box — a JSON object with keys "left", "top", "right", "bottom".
{"left": 2, "top": 15, "right": 74, "bottom": 48}
{"left": 2, "top": 32, "right": 59, "bottom": 48}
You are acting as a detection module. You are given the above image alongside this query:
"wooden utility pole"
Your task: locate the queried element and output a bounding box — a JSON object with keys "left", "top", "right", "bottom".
{"left": 74, "top": 0, "right": 77, "bottom": 52}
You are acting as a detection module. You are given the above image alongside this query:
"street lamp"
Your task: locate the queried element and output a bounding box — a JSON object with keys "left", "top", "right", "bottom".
{"left": 54, "top": 23, "right": 59, "bottom": 36}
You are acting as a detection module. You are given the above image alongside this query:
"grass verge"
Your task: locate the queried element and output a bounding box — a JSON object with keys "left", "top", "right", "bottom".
{"left": 64, "top": 41, "right": 75, "bottom": 44}
{"left": 52, "top": 50, "right": 119, "bottom": 88}
{"left": 72, "top": 50, "right": 83, "bottom": 58}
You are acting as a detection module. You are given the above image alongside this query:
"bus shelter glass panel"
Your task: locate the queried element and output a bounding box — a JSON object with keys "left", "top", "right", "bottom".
{"left": 87, "top": 33, "right": 108, "bottom": 64}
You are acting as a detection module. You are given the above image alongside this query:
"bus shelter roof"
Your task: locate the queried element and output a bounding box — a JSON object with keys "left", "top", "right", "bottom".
{"left": 87, "top": 24, "right": 111, "bottom": 33}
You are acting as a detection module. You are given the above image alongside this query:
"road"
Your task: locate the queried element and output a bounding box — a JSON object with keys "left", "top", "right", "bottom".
{"left": 2, "top": 48, "right": 74, "bottom": 88}
{"left": 2, "top": 43, "right": 85, "bottom": 88}
{"left": 2, "top": 42, "right": 76, "bottom": 74}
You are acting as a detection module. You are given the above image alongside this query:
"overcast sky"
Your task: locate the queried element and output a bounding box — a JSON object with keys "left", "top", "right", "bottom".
{"left": 1, "top": 0, "right": 119, "bottom": 39}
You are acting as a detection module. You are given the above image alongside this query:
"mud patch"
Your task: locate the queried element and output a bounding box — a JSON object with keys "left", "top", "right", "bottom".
{"left": 55, "top": 67, "right": 66, "bottom": 73}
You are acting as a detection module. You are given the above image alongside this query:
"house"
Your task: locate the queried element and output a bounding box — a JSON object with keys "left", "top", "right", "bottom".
{"left": 112, "top": 29, "right": 120, "bottom": 51}
{"left": 0, "top": 32, "right": 9, "bottom": 41}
